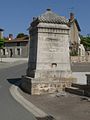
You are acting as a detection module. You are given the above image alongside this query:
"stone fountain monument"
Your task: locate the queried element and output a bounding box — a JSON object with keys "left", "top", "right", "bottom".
{"left": 21, "top": 9, "right": 75, "bottom": 94}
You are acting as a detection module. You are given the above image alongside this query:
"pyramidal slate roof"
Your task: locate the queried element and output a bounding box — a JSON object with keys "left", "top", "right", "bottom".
{"left": 32, "top": 9, "right": 68, "bottom": 25}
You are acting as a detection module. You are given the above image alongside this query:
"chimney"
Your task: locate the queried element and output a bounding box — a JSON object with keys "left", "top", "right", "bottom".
{"left": 33, "top": 17, "right": 36, "bottom": 21}
{"left": 70, "top": 13, "right": 74, "bottom": 21}
{"left": 0, "top": 28, "right": 4, "bottom": 39}
{"left": 46, "top": 8, "right": 51, "bottom": 11}
{"left": 9, "top": 34, "right": 13, "bottom": 40}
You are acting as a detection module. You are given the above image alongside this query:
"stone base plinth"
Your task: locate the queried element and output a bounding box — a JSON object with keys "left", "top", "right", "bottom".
{"left": 21, "top": 75, "right": 76, "bottom": 95}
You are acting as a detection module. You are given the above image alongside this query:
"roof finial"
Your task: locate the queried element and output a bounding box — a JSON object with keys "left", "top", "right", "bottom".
{"left": 70, "top": 12, "right": 74, "bottom": 20}
{"left": 46, "top": 8, "right": 51, "bottom": 11}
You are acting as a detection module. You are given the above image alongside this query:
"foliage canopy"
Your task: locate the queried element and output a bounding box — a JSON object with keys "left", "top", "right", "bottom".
{"left": 16, "top": 33, "right": 28, "bottom": 38}
{"left": 0, "top": 38, "right": 5, "bottom": 48}
{"left": 80, "top": 35, "right": 90, "bottom": 50}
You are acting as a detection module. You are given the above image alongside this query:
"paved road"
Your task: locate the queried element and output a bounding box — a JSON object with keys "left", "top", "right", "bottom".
{"left": 0, "top": 62, "right": 36, "bottom": 120}
{"left": 71, "top": 62, "right": 90, "bottom": 72}
{"left": 0, "top": 61, "right": 90, "bottom": 120}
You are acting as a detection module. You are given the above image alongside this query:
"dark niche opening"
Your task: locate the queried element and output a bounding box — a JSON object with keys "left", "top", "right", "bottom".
{"left": 51, "top": 63, "right": 57, "bottom": 68}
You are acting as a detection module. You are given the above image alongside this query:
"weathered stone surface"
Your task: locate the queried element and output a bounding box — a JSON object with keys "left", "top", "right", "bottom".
{"left": 21, "top": 9, "right": 76, "bottom": 94}
{"left": 21, "top": 75, "right": 76, "bottom": 95}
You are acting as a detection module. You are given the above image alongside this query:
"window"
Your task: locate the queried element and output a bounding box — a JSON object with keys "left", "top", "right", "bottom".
{"left": 2, "top": 49, "right": 5, "bottom": 55}
{"left": 10, "top": 49, "right": 13, "bottom": 57}
{"left": 17, "top": 48, "right": 21, "bottom": 55}
{"left": 17, "top": 42, "right": 20, "bottom": 46}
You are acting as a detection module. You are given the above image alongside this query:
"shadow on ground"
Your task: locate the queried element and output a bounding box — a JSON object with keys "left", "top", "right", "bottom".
{"left": 36, "top": 116, "right": 55, "bottom": 120}
{"left": 7, "top": 78, "right": 22, "bottom": 86}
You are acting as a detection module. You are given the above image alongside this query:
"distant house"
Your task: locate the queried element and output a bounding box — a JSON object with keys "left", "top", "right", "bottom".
{"left": 1, "top": 35, "right": 29, "bottom": 58}
{"left": 0, "top": 13, "right": 83, "bottom": 59}
{"left": 68, "top": 13, "right": 81, "bottom": 55}
{"left": 69, "top": 13, "right": 81, "bottom": 44}
{"left": 68, "top": 13, "right": 86, "bottom": 62}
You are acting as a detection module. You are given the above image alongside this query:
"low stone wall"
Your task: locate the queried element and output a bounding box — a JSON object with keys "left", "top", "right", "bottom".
{"left": 31, "top": 78, "right": 76, "bottom": 95}
{"left": 71, "top": 56, "right": 90, "bottom": 63}
{"left": 21, "top": 75, "right": 76, "bottom": 95}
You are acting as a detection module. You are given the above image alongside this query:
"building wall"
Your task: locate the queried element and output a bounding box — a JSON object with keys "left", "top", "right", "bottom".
{"left": 0, "top": 41, "right": 29, "bottom": 58}
{"left": 27, "top": 22, "right": 71, "bottom": 78}
{"left": 69, "top": 22, "right": 79, "bottom": 44}
{"left": 37, "top": 26, "right": 70, "bottom": 71}
{"left": 0, "top": 32, "right": 3, "bottom": 39}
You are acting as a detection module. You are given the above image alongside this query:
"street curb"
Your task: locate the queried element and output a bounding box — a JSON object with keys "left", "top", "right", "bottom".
{"left": 0, "top": 58, "right": 28, "bottom": 63}
{"left": 9, "top": 85, "right": 48, "bottom": 118}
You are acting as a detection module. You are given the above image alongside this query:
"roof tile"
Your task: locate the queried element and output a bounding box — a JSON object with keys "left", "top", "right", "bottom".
{"left": 32, "top": 9, "right": 68, "bottom": 24}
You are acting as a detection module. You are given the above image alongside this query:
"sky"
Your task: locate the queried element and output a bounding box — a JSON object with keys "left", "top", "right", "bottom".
{"left": 0, "top": 0, "right": 90, "bottom": 38}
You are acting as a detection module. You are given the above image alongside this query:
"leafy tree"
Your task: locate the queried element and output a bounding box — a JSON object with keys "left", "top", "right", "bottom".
{"left": 16, "top": 33, "right": 28, "bottom": 38}
{"left": 0, "top": 38, "right": 5, "bottom": 48}
{"left": 80, "top": 35, "right": 90, "bottom": 50}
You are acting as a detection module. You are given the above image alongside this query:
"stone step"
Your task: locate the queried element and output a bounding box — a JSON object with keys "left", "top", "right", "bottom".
{"left": 72, "top": 83, "right": 90, "bottom": 91}
{"left": 65, "top": 87, "right": 85, "bottom": 96}
{"left": 84, "top": 91, "right": 90, "bottom": 97}
{"left": 71, "top": 83, "right": 86, "bottom": 89}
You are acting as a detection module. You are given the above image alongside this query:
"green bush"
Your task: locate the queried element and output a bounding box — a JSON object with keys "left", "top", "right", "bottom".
{"left": 70, "top": 50, "right": 78, "bottom": 56}
{"left": 0, "top": 38, "right": 5, "bottom": 48}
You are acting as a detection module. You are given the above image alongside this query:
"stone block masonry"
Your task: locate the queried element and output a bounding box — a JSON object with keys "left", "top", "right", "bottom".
{"left": 21, "top": 9, "right": 76, "bottom": 94}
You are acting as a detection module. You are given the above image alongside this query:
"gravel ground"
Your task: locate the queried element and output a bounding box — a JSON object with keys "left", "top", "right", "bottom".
{"left": 19, "top": 88, "right": 90, "bottom": 120}
{"left": 0, "top": 60, "right": 28, "bottom": 69}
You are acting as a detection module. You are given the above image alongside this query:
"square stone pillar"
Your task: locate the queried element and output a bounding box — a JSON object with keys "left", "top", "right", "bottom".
{"left": 21, "top": 9, "right": 76, "bottom": 94}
